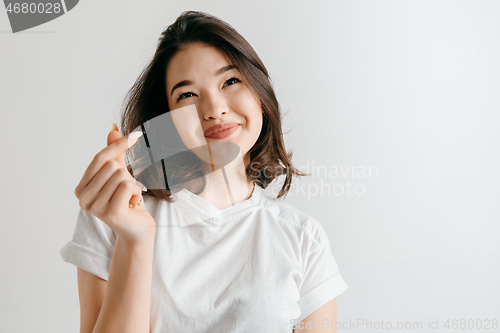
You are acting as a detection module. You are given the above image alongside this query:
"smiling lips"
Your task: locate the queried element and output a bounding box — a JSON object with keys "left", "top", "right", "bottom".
{"left": 204, "top": 122, "right": 240, "bottom": 139}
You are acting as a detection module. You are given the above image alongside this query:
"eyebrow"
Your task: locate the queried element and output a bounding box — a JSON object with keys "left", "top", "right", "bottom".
{"left": 170, "top": 64, "right": 239, "bottom": 97}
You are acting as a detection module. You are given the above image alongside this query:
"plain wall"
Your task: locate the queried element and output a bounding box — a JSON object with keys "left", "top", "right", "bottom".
{"left": 1, "top": 0, "right": 499, "bottom": 332}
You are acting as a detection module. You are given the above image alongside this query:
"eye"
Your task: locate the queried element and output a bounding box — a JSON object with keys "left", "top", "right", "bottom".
{"left": 176, "top": 78, "right": 241, "bottom": 102}
{"left": 177, "top": 91, "right": 196, "bottom": 102}
{"left": 224, "top": 77, "right": 241, "bottom": 86}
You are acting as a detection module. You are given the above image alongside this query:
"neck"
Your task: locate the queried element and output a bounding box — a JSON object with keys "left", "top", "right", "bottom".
{"left": 190, "top": 150, "right": 254, "bottom": 210}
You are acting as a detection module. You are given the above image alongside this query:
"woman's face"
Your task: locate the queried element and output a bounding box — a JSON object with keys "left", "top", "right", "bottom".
{"left": 165, "top": 42, "right": 263, "bottom": 165}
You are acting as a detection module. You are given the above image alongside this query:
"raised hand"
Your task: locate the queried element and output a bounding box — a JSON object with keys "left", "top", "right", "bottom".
{"left": 74, "top": 123, "right": 156, "bottom": 242}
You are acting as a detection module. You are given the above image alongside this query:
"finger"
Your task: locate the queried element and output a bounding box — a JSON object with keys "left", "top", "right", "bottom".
{"left": 129, "top": 189, "right": 143, "bottom": 207}
{"left": 75, "top": 131, "right": 143, "bottom": 198}
{"left": 108, "top": 124, "right": 144, "bottom": 207}
{"left": 97, "top": 167, "right": 143, "bottom": 207}
{"left": 107, "top": 122, "right": 126, "bottom": 168}
{"left": 108, "top": 179, "right": 144, "bottom": 217}
{"left": 78, "top": 159, "right": 121, "bottom": 211}
{"left": 92, "top": 170, "right": 143, "bottom": 216}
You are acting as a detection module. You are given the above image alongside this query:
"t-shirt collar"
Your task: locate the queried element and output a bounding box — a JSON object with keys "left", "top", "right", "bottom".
{"left": 172, "top": 184, "right": 263, "bottom": 227}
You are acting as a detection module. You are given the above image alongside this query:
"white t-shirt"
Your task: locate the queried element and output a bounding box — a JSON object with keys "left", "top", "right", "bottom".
{"left": 60, "top": 184, "right": 348, "bottom": 332}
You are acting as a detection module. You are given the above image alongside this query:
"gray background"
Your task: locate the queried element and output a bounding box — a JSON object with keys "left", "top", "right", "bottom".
{"left": 1, "top": 0, "right": 499, "bottom": 332}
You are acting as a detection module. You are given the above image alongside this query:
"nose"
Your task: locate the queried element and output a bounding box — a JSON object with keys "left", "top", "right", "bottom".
{"left": 200, "top": 90, "right": 229, "bottom": 120}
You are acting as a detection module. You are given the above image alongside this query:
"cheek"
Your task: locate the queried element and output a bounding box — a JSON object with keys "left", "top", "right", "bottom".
{"left": 246, "top": 104, "right": 263, "bottom": 143}
{"left": 251, "top": 108, "right": 263, "bottom": 129}
{"left": 236, "top": 90, "right": 262, "bottom": 121}
{"left": 249, "top": 98, "right": 263, "bottom": 128}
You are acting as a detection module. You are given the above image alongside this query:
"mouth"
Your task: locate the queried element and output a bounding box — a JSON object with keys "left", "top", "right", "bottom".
{"left": 204, "top": 122, "right": 240, "bottom": 139}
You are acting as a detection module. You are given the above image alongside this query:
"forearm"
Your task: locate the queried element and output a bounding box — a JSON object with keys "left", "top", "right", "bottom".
{"left": 92, "top": 232, "right": 155, "bottom": 333}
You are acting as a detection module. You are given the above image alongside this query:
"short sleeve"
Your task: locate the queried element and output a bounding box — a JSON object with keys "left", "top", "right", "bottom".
{"left": 59, "top": 208, "right": 117, "bottom": 281}
{"left": 294, "top": 237, "right": 348, "bottom": 326}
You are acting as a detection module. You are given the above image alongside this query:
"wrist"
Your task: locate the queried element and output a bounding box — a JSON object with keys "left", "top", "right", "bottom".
{"left": 119, "top": 230, "right": 156, "bottom": 249}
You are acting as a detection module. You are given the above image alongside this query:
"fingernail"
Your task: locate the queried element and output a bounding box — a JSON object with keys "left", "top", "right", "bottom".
{"left": 136, "top": 181, "right": 147, "bottom": 192}
{"left": 110, "top": 122, "right": 118, "bottom": 132}
{"left": 127, "top": 131, "right": 143, "bottom": 147}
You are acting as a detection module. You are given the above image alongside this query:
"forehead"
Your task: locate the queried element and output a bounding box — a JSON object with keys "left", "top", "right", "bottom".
{"left": 166, "top": 42, "right": 232, "bottom": 81}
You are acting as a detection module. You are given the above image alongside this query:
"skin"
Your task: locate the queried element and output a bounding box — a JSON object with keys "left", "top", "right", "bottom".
{"left": 293, "top": 298, "right": 338, "bottom": 333}
{"left": 165, "top": 41, "right": 263, "bottom": 209}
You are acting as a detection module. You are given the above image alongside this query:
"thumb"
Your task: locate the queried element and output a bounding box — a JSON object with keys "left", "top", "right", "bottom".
{"left": 108, "top": 122, "right": 143, "bottom": 208}
{"left": 107, "top": 122, "right": 127, "bottom": 168}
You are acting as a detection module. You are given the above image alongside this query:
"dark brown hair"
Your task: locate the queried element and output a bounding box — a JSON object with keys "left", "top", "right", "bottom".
{"left": 120, "top": 10, "right": 307, "bottom": 203}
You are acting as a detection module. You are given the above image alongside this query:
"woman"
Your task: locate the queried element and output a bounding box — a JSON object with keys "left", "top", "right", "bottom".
{"left": 60, "top": 10, "right": 348, "bottom": 333}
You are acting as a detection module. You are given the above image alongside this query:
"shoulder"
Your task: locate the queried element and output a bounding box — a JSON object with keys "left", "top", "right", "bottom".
{"left": 260, "top": 190, "right": 331, "bottom": 251}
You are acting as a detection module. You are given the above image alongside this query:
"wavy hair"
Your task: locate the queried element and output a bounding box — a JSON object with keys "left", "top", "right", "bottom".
{"left": 120, "top": 10, "right": 307, "bottom": 203}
